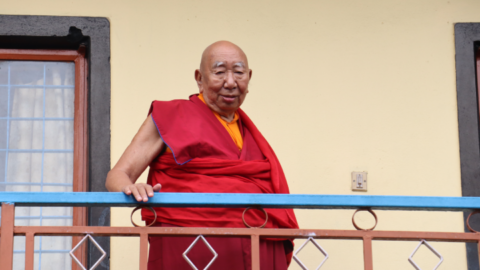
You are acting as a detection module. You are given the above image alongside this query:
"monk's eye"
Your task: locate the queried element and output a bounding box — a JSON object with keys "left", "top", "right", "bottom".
{"left": 215, "top": 71, "right": 225, "bottom": 75}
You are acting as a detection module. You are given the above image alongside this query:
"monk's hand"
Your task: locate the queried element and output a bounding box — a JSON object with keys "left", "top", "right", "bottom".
{"left": 122, "top": 183, "right": 162, "bottom": 202}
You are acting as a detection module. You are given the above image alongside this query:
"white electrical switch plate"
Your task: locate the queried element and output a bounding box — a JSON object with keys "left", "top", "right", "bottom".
{"left": 352, "top": 171, "right": 367, "bottom": 191}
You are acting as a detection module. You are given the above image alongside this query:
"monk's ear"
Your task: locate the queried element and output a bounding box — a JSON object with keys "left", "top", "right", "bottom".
{"left": 195, "top": 69, "right": 203, "bottom": 91}
{"left": 248, "top": 69, "right": 252, "bottom": 80}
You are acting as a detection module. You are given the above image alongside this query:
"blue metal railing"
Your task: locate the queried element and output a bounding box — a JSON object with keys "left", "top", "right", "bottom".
{"left": 1, "top": 192, "right": 480, "bottom": 211}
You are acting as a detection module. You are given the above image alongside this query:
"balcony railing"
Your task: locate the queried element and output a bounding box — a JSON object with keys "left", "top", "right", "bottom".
{"left": 1, "top": 192, "right": 480, "bottom": 270}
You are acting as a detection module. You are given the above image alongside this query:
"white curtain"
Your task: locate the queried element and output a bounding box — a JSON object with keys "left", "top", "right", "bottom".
{"left": 0, "top": 60, "right": 75, "bottom": 270}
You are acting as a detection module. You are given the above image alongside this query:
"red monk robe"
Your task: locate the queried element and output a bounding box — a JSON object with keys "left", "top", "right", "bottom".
{"left": 143, "top": 94, "right": 298, "bottom": 269}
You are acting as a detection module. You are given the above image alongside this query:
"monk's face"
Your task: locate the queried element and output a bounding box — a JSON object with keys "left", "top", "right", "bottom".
{"left": 195, "top": 42, "right": 252, "bottom": 118}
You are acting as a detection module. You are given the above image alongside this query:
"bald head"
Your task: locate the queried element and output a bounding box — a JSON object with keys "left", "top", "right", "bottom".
{"left": 195, "top": 41, "right": 252, "bottom": 122}
{"left": 200, "top": 41, "right": 249, "bottom": 73}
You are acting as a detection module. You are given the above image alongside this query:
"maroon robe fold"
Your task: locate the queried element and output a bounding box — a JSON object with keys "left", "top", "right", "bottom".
{"left": 143, "top": 95, "right": 298, "bottom": 269}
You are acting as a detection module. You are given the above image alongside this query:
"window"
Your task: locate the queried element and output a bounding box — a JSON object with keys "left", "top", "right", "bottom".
{"left": 455, "top": 23, "right": 480, "bottom": 270}
{"left": 0, "top": 49, "right": 88, "bottom": 269}
{"left": 0, "top": 15, "right": 111, "bottom": 270}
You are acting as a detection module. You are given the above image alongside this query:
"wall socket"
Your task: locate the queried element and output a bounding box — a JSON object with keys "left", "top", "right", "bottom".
{"left": 352, "top": 171, "right": 367, "bottom": 191}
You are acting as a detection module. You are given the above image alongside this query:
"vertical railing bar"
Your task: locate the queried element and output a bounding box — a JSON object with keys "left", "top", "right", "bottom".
{"left": 477, "top": 240, "right": 480, "bottom": 270}
{"left": 37, "top": 210, "right": 43, "bottom": 270}
{"left": 139, "top": 233, "right": 149, "bottom": 270}
{"left": 363, "top": 236, "right": 373, "bottom": 270}
{"left": 25, "top": 232, "right": 35, "bottom": 270}
{"left": 0, "top": 203, "right": 15, "bottom": 270}
{"left": 251, "top": 234, "right": 260, "bottom": 270}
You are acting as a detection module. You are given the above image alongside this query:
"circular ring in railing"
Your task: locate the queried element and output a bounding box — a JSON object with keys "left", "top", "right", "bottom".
{"left": 242, "top": 207, "right": 268, "bottom": 229}
{"left": 466, "top": 211, "right": 480, "bottom": 233}
{"left": 130, "top": 206, "right": 157, "bottom": 227}
{"left": 352, "top": 208, "right": 378, "bottom": 231}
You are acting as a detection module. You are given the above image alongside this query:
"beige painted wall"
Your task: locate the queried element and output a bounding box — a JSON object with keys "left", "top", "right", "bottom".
{"left": 4, "top": 0, "right": 480, "bottom": 268}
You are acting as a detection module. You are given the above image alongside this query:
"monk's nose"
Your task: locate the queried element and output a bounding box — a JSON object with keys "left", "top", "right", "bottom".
{"left": 224, "top": 71, "right": 237, "bottom": 89}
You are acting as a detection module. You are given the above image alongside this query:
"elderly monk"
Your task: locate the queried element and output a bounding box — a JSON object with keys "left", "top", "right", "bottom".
{"left": 105, "top": 41, "right": 298, "bottom": 270}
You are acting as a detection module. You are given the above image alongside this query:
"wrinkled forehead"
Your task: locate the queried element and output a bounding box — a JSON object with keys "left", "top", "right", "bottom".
{"left": 204, "top": 46, "right": 248, "bottom": 69}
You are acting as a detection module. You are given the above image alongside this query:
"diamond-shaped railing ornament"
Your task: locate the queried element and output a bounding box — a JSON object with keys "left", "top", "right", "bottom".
{"left": 70, "top": 234, "right": 106, "bottom": 270}
{"left": 183, "top": 235, "right": 218, "bottom": 270}
{"left": 293, "top": 237, "right": 329, "bottom": 270}
{"left": 408, "top": 239, "right": 444, "bottom": 270}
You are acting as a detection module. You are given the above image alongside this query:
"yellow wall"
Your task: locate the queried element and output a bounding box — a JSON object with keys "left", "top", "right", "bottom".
{"left": 4, "top": 0, "right": 480, "bottom": 268}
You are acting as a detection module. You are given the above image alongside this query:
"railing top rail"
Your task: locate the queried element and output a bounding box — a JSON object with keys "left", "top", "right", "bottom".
{"left": 0, "top": 192, "right": 479, "bottom": 211}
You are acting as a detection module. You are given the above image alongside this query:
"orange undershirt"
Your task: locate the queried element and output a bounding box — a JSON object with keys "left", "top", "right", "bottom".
{"left": 165, "top": 93, "right": 243, "bottom": 153}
